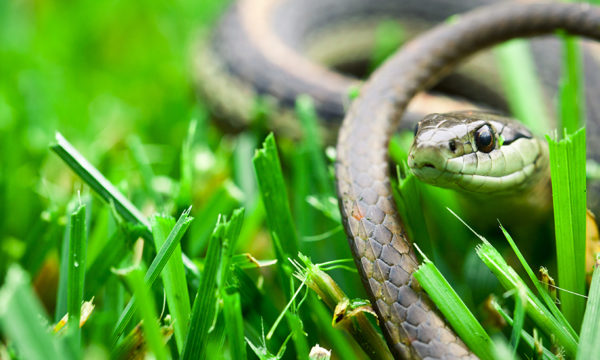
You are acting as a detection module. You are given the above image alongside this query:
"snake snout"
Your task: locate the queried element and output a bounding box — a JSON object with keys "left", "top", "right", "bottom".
{"left": 407, "top": 140, "right": 452, "bottom": 173}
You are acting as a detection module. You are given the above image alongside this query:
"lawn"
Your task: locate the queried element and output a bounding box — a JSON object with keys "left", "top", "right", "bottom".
{"left": 1, "top": 0, "right": 599, "bottom": 359}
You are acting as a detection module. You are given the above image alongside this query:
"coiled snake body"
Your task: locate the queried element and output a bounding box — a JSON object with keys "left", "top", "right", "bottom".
{"left": 196, "top": 1, "right": 600, "bottom": 358}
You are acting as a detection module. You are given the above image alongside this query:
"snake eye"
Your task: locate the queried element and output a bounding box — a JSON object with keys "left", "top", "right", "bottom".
{"left": 475, "top": 125, "right": 495, "bottom": 153}
{"left": 448, "top": 140, "right": 457, "bottom": 152}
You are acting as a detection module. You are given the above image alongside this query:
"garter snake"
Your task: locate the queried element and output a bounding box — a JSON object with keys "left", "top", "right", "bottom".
{"left": 197, "top": 1, "right": 600, "bottom": 359}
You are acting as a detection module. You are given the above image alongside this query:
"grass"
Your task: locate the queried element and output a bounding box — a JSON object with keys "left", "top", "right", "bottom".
{"left": 1, "top": 0, "right": 599, "bottom": 359}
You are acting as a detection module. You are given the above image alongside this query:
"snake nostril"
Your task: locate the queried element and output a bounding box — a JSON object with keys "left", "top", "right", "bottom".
{"left": 423, "top": 163, "right": 435, "bottom": 169}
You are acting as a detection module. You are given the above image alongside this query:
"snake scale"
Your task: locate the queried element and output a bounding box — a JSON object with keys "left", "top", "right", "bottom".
{"left": 196, "top": 1, "right": 600, "bottom": 359}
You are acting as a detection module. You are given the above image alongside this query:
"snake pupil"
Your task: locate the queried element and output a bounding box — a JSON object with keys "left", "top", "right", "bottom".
{"left": 475, "top": 125, "right": 494, "bottom": 153}
{"left": 449, "top": 140, "right": 457, "bottom": 152}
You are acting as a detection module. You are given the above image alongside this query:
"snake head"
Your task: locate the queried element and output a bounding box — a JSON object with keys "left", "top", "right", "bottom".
{"left": 407, "top": 110, "right": 548, "bottom": 195}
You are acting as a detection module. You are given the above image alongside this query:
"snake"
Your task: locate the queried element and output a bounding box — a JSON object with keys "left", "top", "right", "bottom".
{"left": 195, "top": 0, "right": 600, "bottom": 359}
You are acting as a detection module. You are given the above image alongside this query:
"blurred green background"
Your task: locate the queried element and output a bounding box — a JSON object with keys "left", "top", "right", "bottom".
{"left": 1, "top": 0, "right": 227, "bottom": 243}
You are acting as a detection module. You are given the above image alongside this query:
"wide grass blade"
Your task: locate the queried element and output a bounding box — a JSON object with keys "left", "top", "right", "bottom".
{"left": 151, "top": 213, "right": 192, "bottom": 353}
{"left": 181, "top": 216, "right": 224, "bottom": 359}
{"left": 112, "top": 207, "right": 193, "bottom": 342}
{"left": 547, "top": 129, "right": 587, "bottom": 330}
{"left": 413, "top": 248, "right": 495, "bottom": 360}
{"left": 253, "top": 133, "right": 299, "bottom": 261}
{"left": 223, "top": 292, "right": 247, "bottom": 360}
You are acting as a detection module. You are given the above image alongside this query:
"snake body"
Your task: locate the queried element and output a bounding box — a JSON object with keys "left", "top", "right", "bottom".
{"left": 336, "top": 3, "right": 600, "bottom": 358}
{"left": 198, "top": 1, "right": 600, "bottom": 359}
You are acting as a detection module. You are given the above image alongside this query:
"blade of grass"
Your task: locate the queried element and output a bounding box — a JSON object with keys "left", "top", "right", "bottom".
{"left": 476, "top": 240, "right": 578, "bottom": 356}
{"left": 558, "top": 34, "right": 584, "bottom": 134}
{"left": 547, "top": 129, "right": 587, "bottom": 330}
{"left": 253, "top": 134, "right": 298, "bottom": 303}
{"left": 295, "top": 95, "right": 333, "bottom": 197}
{"left": 151, "top": 213, "right": 191, "bottom": 353}
{"left": 499, "top": 224, "right": 577, "bottom": 339}
{"left": 413, "top": 246, "right": 495, "bottom": 360}
{"left": 0, "top": 265, "right": 68, "bottom": 360}
{"left": 67, "top": 202, "right": 87, "bottom": 351}
{"left": 491, "top": 300, "right": 558, "bottom": 360}
{"left": 51, "top": 132, "right": 150, "bottom": 230}
{"left": 181, "top": 215, "right": 224, "bottom": 360}
{"left": 112, "top": 207, "right": 193, "bottom": 342}
{"left": 125, "top": 267, "right": 169, "bottom": 360}
{"left": 494, "top": 39, "right": 549, "bottom": 134}
{"left": 218, "top": 208, "right": 245, "bottom": 288}
{"left": 223, "top": 292, "right": 246, "bottom": 360}
{"left": 253, "top": 133, "right": 299, "bottom": 261}
{"left": 50, "top": 132, "right": 199, "bottom": 275}
{"left": 577, "top": 260, "right": 600, "bottom": 359}
{"left": 509, "top": 287, "right": 525, "bottom": 356}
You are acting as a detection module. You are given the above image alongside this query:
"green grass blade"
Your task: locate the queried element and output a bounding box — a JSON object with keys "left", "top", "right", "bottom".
{"left": 112, "top": 207, "right": 193, "bottom": 341}
{"left": 125, "top": 267, "right": 169, "bottom": 360}
{"left": 51, "top": 132, "right": 150, "bottom": 230}
{"left": 253, "top": 133, "right": 299, "bottom": 260}
{"left": 295, "top": 95, "right": 333, "bottom": 197}
{"left": 499, "top": 224, "right": 577, "bottom": 339}
{"left": 51, "top": 133, "right": 199, "bottom": 276}
{"left": 223, "top": 292, "right": 247, "bottom": 360}
{"left": 547, "top": 129, "right": 587, "bottom": 330}
{"left": 253, "top": 133, "right": 299, "bottom": 307}
{"left": 182, "top": 216, "right": 224, "bottom": 360}
{"left": 151, "top": 213, "right": 192, "bottom": 353}
{"left": 494, "top": 39, "right": 549, "bottom": 133}
{"left": 219, "top": 208, "right": 245, "bottom": 288}
{"left": 509, "top": 288, "right": 525, "bottom": 356}
{"left": 559, "top": 34, "right": 584, "bottom": 134}
{"left": 0, "top": 265, "right": 68, "bottom": 360}
{"left": 413, "top": 248, "right": 495, "bottom": 360}
{"left": 492, "top": 301, "right": 558, "bottom": 360}
{"left": 476, "top": 241, "right": 578, "bottom": 356}
{"left": 67, "top": 202, "right": 87, "bottom": 351}
{"left": 577, "top": 261, "right": 600, "bottom": 359}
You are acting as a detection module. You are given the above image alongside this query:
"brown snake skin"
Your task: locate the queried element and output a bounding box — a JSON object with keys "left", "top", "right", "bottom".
{"left": 335, "top": 2, "right": 600, "bottom": 359}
